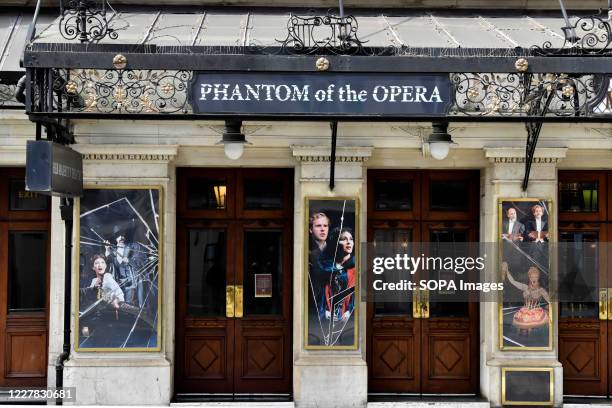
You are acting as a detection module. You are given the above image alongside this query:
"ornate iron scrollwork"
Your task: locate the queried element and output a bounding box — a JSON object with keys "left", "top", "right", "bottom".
{"left": 450, "top": 73, "right": 608, "bottom": 117}
{"left": 52, "top": 69, "right": 192, "bottom": 114}
{"left": 531, "top": 12, "right": 612, "bottom": 55}
{"left": 0, "top": 83, "right": 17, "bottom": 107}
{"left": 278, "top": 13, "right": 367, "bottom": 55}
{"left": 59, "top": 0, "right": 118, "bottom": 43}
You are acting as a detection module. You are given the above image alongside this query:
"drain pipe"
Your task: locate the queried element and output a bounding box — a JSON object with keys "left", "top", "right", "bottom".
{"left": 56, "top": 197, "right": 73, "bottom": 405}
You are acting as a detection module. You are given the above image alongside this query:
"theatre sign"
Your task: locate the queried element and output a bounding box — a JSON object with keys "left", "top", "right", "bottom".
{"left": 191, "top": 72, "right": 451, "bottom": 116}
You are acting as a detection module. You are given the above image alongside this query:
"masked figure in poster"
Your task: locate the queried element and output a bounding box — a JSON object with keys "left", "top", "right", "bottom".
{"left": 308, "top": 212, "right": 333, "bottom": 321}
{"left": 104, "top": 225, "right": 147, "bottom": 307}
{"left": 501, "top": 261, "right": 550, "bottom": 334}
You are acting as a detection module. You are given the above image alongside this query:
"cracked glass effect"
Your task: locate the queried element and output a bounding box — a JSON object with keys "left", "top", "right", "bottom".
{"left": 307, "top": 199, "right": 357, "bottom": 348}
{"left": 78, "top": 188, "right": 160, "bottom": 350}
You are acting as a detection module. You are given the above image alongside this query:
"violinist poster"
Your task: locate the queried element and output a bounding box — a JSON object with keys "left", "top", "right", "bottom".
{"left": 305, "top": 198, "right": 358, "bottom": 349}
{"left": 76, "top": 187, "right": 162, "bottom": 351}
{"left": 498, "top": 198, "right": 552, "bottom": 350}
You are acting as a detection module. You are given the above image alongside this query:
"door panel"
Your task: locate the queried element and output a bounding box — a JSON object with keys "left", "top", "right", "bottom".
{"left": 368, "top": 223, "right": 420, "bottom": 393}
{"left": 0, "top": 221, "right": 49, "bottom": 387}
{"left": 367, "top": 170, "right": 479, "bottom": 396}
{"left": 559, "top": 224, "right": 607, "bottom": 396}
{"left": 420, "top": 222, "right": 478, "bottom": 394}
{"left": 175, "top": 168, "right": 293, "bottom": 398}
{"left": 370, "top": 322, "right": 420, "bottom": 393}
{"left": 176, "top": 223, "right": 235, "bottom": 393}
{"left": 234, "top": 223, "right": 292, "bottom": 394}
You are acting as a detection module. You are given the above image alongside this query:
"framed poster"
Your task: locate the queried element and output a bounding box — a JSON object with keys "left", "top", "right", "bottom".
{"left": 498, "top": 198, "right": 553, "bottom": 350}
{"left": 502, "top": 367, "right": 554, "bottom": 406}
{"left": 76, "top": 186, "right": 162, "bottom": 351}
{"left": 305, "top": 198, "right": 358, "bottom": 349}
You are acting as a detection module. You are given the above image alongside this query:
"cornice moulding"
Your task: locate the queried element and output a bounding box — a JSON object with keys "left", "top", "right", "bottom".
{"left": 291, "top": 145, "right": 373, "bottom": 163}
{"left": 484, "top": 147, "right": 567, "bottom": 164}
{"left": 76, "top": 145, "right": 179, "bottom": 162}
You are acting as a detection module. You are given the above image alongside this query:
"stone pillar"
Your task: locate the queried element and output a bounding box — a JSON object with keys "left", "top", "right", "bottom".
{"left": 481, "top": 147, "right": 567, "bottom": 407}
{"left": 291, "top": 146, "right": 372, "bottom": 408}
{"left": 52, "top": 145, "right": 178, "bottom": 405}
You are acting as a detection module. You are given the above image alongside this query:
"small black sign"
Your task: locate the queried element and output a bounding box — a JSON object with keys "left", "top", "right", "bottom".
{"left": 192, "top": 72, "right": 451, "bottom": 116}
{"left": 26, "top": 140, "right": 83, "bottom": 197}
{"left": 503, "top": 368, "right": 553, "bottom": 405}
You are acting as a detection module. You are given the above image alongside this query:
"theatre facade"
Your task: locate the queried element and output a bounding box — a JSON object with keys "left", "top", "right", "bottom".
{"left": 1, "top": 1, "right": 612, "bottom": 406}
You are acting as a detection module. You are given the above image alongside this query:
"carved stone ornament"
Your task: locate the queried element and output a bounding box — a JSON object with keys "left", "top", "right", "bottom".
{"left": 514, "top": 58, "right": 529, "bottom": 72}
{"left": 316, "top": 57, "right": 330, "bottom": 71}
{"left": 113, "top": 54, "right": 127, "bottom": 70}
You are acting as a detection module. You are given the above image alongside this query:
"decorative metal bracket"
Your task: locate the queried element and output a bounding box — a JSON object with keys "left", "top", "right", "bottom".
{"left": 531, "top": 11, "right": 612, "bottom": 55}
{"left": 278, "top": 13, "right": 367, "bottom": 55}
{"left": 59, "top": 0, "right": 118, "bottom": 43}
{"left": 522, "top": 74, "right": 556, "bottom": 191}
{"left": 330, "top": 121, "right": 338, "bottom": 191}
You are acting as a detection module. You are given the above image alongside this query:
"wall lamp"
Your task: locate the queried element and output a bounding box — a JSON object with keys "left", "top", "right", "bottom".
{"left": 218, "top": 120, "right": 249, "bottom": 160}
{"left": 426, "top": 122, "right": 456, "bottom": 160}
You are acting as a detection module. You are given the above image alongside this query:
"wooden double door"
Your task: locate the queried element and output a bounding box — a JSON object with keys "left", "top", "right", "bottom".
{"left": 175, "top": 168, "right": 293, "bottom": 399}
{"left": 0, "top": 168, "right": 50, "bottom": 388}
{"left": 367, "top": 170, "right": 479, "bottom": 395}
{"left": 558, "top": 171, "right": 612, "bottom": 397}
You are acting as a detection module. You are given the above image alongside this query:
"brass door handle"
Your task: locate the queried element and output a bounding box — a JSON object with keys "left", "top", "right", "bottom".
{"left": 599, "top": 289, "right": 608, "bottom": 320}
{"left": 413, "top": 289, "right": 421, "bottom": 318}
{"left": 235, "top": 285, "right": 244, "bottom": 318}
{"left": 226, "top": 285, "right": 235, "bottom": 318}
{"left": 421, "top": 290, "right": 430, "bottom": 319}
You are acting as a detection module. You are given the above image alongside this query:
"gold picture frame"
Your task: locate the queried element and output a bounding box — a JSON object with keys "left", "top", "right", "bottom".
{"left": 498, "top": 198, "right": 553, "bottom": 351}
{"left": 304, "top": 197, "right": 359, "bottom": 350}
{"left": 501, "top": 367, "right": 554, "bottom": 406}
{"left": 74, "top": 185, "right": 163, "bottom": 352}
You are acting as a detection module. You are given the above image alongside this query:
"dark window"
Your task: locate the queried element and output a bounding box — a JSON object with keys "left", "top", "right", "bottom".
{"left": 430, "top": 180, "right": 469, "bottom": 211}
{"left": 559, "top": 181, "right": 598, "bottom": 212}
{"left": 243, "top": 230, "right": 283, "bottom": 316}
{"left": 373, "top": 229, "right": 413, "bottom": 316}
{"left": 558, "top": 231, "right": 599, "bottom": 318}
{"left": 187, "top": 179, "right": 227, "bottom": 210}
{"left": 9, "top": 180, "right": 49, "bottom": 211}
{"left": 187, "top": 229, "right": 226, "bottom": 316}
{"left": 373, "top": 180, "right": 412, "bottom": 211}
{"left": 8, "top": 231, "right": 47, "bottom": 312}
{"left": 244, "top": 180, "right": 283, "bottom": 210}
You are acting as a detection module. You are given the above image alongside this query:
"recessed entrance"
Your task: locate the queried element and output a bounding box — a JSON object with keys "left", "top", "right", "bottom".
{"left": 559, "top": 171, "right": 612, "bottom": 397}
{"left": 0, "top": 168, "right": 50, "bottom": 388}
{"left": 367, "top": 170, "right": 480, "bottom": 395}
{"left": 174, "top": 168, "right": 293, "bottom": 400}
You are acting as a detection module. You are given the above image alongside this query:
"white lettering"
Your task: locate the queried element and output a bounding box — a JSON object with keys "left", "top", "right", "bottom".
{"left": 373, "top": 85, "right": 387, "bottom": 102}
{"left": 275, "top": 84, "right": 291, "bottom": 102}
{"left": 430, "top": 86, "right": 442, "bottom": 103}
{"left": 200, "top": 84, "right": 212, "bottom": 100}
{"left": 230, "top": 84, "right": 244, "bottom": 101}
{"left": 244, "top": 84, "right": 260, "bottom": 101}
{"left": 415, "top": 85, "right": 428, "bottom": 102}
{"left": 291, "top": 85, "right": 310, "bottom": 101}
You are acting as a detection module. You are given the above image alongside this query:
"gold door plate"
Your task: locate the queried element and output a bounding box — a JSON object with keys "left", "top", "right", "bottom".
{"left": 235, "top": 285, "right": 244, "bottom": 318}
{"left": 226, "top": 285, "right": 235, "bottom": 318}
{"left": 607, "top": 288, "right": 612, "bottom": 321}
{"left": 599, "top": 288, "right": 608, "bottom": 320}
